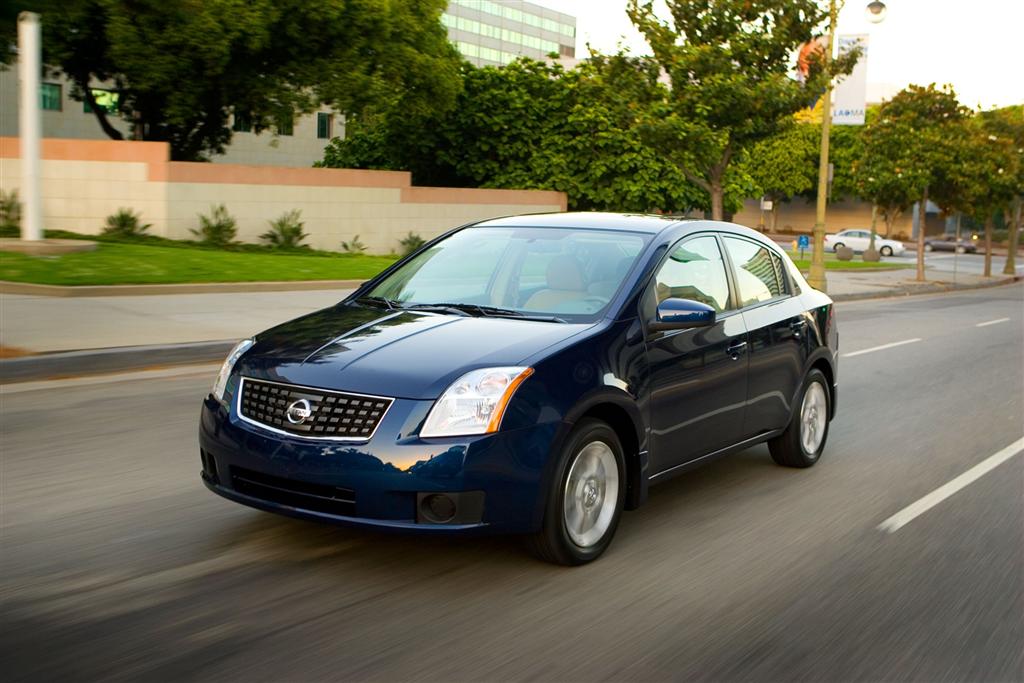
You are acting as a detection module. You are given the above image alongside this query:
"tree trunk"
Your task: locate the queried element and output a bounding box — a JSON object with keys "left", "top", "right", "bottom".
{"left": 770, "top": 202, "right": 779, "bottom": 232}
{"left": 710, "top": 184, "right": 724, "bottom": 221}
{"left": 916, "top": 189, "right": 928, "bottom": 282}
{"left": 983, "top": 213, "right": 994, "bottom": 277}
{"left": 79, "top": 80, "right": 125, "bottom": 141}
{"left": 1003, "top": 196, "right": 1021, "bottom": 276}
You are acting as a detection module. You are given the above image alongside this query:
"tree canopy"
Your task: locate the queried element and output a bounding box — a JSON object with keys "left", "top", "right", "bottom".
{"left": 4, "top": 0, "right": 461, "bottom": 160}
{"left": 322, "top": 56, "right": 705, "bottom": 213}
{"left": 626, "top": 0, "right": 856, "bottom": 219}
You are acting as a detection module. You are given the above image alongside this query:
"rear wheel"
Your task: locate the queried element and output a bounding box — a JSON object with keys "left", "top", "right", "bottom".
{"left": 527, "top": 419, "right": 625, "bottom": 565}
{"left": 769, "top": 369, "right": 831, "bottom": 468}
{"left": 924, "top": 243, "right": 934, "bottom": 252}
{"left": 956, "top": 246, "right": 966, "bottom": 254}
{"left": 880, "top": 245, "right": 893, "bottom": 256}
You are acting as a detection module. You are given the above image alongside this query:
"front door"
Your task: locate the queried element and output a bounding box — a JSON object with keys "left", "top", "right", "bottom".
{"left": 644, "top": 235, "right": 749, "bottom": 475}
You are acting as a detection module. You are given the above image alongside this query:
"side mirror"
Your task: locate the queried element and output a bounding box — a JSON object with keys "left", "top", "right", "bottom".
{"left": 649, "top": 298, "right": 716, "bottom": 332}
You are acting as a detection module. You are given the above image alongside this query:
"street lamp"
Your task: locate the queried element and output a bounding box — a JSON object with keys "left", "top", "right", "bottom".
{"left": 865, "top": 1, "right": 888, "bottom": 23}
{"left": 808, "top": 0, "right": 887, "bottom": 292}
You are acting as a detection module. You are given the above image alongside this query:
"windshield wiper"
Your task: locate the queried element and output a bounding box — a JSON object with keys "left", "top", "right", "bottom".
{"left": 353, "top": 296, "right": 400, "bottom": 310}
{"left": 414, "top": 302, "right": 567, "bottom": 323}
{"left": 402, "top": 303, "right": 472, "bottom": 317}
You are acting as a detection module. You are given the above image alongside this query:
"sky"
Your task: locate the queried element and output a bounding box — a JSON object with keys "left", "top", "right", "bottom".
{"left": 538, "top": 0, "right": 1024, "bottom": 110}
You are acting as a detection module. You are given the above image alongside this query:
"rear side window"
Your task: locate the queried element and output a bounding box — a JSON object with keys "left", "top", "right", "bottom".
{"left": 723, "top": 237, "right": 784, "bottom": 307}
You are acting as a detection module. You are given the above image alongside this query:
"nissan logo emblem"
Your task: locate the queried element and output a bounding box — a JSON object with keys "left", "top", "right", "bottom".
{"left": 285, "top": 398, "right": 313, "bottom": 425}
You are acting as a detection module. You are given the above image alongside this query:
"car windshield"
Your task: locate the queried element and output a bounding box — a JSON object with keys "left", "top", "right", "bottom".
{"left": 364, "top": 226, "right": 650, "bottom": 321}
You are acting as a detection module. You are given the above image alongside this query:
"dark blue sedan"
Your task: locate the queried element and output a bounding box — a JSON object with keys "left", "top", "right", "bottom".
{"left": 200, "top": 213, "right": 838, "bottom": 564}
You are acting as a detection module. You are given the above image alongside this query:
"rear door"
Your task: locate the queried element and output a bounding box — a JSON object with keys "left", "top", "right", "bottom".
{"left": 721, "top": 236, "right": 808, "bottom": 437}
{"left": 644, "top": 234, "right": 749, "bottom": 474}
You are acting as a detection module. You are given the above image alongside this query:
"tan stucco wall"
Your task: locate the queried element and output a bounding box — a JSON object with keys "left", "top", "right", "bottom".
{"left": 0, "top": 138, "right": 566, "bottom": 253}
{"left": 732, "top": 198, "right": 914, "bottom": 239}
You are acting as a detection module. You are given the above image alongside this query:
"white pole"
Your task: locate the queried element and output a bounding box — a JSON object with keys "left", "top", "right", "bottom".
{"left": 18, "top": 12, "right": 43, "bottom": 242}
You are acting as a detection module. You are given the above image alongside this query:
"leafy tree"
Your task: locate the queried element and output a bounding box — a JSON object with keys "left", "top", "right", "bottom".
{"left": 859, "top": 84, "right": 969, "bottom": 279}
{"left": 4, "top": 0, "right": 460, "bottom": 161}
{"left": 322, "top": 56, "right": 704, "bottom": 213}
{"left": 976, "top": 106, "right": 1024, "bottom": 275}
{"left": 626, "top": 0, "right": 856, "bottom": 219}
{"left": 740, "top": 123, "right": 819, "bottom": 230}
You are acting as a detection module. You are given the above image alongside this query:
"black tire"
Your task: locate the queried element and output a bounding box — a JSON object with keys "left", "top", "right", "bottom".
{"left": 768, "top": 369, "right": 831, "bottom": 468}
{"left": 833, "top": 242, "right": 844, "bottom": 252}
{"left": 924, "top": 243, "right": 934, "bottom": 252}
{"left": 527, "top": 419, "right": 625, "bottom": 565}
{"left": 880, "top": 245, "right": 893, "bottom": 256}
{"left": 956, "top": 246, "right": 966, "bottom": 254}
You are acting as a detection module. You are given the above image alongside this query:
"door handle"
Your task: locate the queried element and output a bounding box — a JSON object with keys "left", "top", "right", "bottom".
{"left": 790, "top": 319, "right": 807, "bottom": 338}
{"left": 726, "top": 340, "right": 747, "bottom": 358}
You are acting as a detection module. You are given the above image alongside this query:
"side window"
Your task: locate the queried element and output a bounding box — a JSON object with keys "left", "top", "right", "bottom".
{"left": 723, "top": 237, "right": 783, "bottom": 307}
{"left": 652, "top": 236, "right": 731, "bottom": 312}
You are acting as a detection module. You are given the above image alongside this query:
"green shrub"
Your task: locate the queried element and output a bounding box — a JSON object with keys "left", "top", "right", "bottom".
{"left": 0, "top": 188, "right": 20, "bottom": 234}
{"left": 399, "top": 231, "right": 425, "bottom": 256}
{"left": 191, "top": 204, "right": 237, "bottom": 246}
{"left": 340, "top": 234, "right": 367, "bottom": 253}
{"left": 260, "top": 209, "right": 308, "bottom": 249}
{"left": 102, "top": 208, "right": 151, "bottom": 238}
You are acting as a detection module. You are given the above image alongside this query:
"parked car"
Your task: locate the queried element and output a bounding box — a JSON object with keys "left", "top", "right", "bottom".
{"left": 923, "top": 234, "right": 978, "bottom": 253}
{"left": 823, "top": 229, "right": 905, "bottom": 256}
{"left": 199, "top": 213, "right": 839, "bottom": 565}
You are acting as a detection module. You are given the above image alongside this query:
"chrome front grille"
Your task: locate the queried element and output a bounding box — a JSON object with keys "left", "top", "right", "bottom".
{"left": 237, "top": 377, "right": 392, "bottom": 440}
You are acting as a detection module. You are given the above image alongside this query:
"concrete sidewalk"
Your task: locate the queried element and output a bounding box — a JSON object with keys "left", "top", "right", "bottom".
{"left": 0, "top": 269, "right": 1017, "bottom": 381}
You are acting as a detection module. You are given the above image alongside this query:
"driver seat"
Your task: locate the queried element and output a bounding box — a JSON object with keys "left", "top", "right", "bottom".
{"left": 524, "top": 255, "right": 587, "bottom": 311}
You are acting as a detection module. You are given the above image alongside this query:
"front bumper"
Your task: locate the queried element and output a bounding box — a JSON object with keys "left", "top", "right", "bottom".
{"left": 199, "top": 394, "right": 561, "bottom": 535}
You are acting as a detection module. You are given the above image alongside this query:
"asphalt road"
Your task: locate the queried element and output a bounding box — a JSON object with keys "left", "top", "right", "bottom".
{"left": 2, "top": 284, "right": 1022, "bottom": 682}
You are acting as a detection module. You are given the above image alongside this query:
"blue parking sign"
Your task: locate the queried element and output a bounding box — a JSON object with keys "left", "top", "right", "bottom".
{"left": 798, "top": 235, "right": 810, "bottom": 249}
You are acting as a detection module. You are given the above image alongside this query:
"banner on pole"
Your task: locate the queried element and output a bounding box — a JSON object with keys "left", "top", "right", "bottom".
{"left": 833, "top": 34, "right": 869, "bottom": 125}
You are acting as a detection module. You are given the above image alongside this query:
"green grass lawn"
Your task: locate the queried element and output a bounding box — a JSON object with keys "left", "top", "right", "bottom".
{"left": 790, "top": 254, "right": 914, "bottom": 272}
{"left": 0, "top": 242, "right": 398, "bottom": 286}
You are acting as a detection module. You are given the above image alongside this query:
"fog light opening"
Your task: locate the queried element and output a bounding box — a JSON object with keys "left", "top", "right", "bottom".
{"left": 420, "top": 493, "right": 457, "bottom": 523}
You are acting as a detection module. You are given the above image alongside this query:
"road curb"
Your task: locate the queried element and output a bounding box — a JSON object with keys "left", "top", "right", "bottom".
{"left": 0, "top": 340, "right": 236, "bottom": 384}
{"left": 831, "top": 276, "right": 1021, "bottom": 302}
{"left": 0, "top": 279, "right": 365, "bottom": 297}
{"left": 1, "top": 278, "right": 1019, "bottom": 383}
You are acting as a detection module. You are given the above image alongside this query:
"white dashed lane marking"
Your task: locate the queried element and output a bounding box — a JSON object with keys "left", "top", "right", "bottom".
{"left": 877, "top": 438, "right": 1024, "bottom": 534}
{"left": 842, "top": 338, "right": 922, "bottom": 358}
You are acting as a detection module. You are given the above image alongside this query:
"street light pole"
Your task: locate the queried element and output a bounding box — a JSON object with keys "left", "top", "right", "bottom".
{"left": 18, "top": 11, "right": 43, "bottom": 242}
{"left": 808, "top": 0, "right": 839, "bottom": 292}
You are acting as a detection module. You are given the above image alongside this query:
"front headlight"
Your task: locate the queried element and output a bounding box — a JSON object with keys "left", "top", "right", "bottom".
{"left": 420, "top": 366, "right": 534, "bottom": 438}
{"left": 212, "top": 338, "right": 254, "bottom": 401}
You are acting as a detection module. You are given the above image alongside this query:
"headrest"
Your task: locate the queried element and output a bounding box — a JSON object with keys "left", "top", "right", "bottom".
{"left": 547, "top": 255, "right": 586, "bottom": 291}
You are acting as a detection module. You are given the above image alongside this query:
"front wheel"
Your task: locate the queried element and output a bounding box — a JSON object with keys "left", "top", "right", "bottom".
{"left": 769, "top": 369, "right": 831, "bottom": 468}
{"left": 956, "top": 246, "right": 966, "bottom": 254}
{"left": 880, "top": 245, "right": 893, "bottom": 256}
{"left": 527, "top": 419, "right": 625, "bottom": 565}
{"left": 924, "top": 243, "right": 934, "bottom": 252}
{"left": 832, "top": 242, "right": 844, "bottom": 252}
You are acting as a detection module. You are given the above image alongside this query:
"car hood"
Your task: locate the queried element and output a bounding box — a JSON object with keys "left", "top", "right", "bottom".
{"left": 236, "top": 304, "right": 593, "bottom": 399}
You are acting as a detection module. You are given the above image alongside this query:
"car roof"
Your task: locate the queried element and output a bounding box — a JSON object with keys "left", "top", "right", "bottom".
{"left": 471, "top": 212, "right": 781, "bottom": 247}
{"left": 473, "top": 212, "right": 690, "bottom": 234}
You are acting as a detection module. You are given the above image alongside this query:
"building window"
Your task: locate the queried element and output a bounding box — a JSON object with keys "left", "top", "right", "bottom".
{"left": 275, "top": 115, "right": 293, "bottom": 136}
{"left": 83, "top": 88, "right": 119, "bottom": 114}
{"left": 232, "top": 111, "right": 252, "bottom": 133}
{"left": 40, "top": 83, "right": 61, "bottom": 111}
{"left": 316, "top": 112, "right": 333, "bottom": 139}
